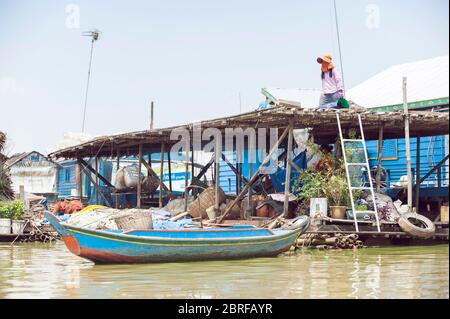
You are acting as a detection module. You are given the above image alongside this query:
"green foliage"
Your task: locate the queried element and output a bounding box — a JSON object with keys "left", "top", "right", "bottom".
{"left": 0, "top": 200, "right": 25, "bottom": 220}
{"left": 294, "top": 169, "right": 328, "bottom": 200}
{"left": 324, "top": 175, "right": 350, "bottom": 206}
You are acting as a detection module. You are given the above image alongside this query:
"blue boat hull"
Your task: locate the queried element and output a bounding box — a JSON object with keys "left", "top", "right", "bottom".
{"left": 45, "top": 213, "right": 307, "bottom": 264}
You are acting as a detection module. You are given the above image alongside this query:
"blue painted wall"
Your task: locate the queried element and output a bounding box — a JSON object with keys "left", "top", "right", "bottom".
{"left": 366, "top": 135, "right": 448, "bottom": 190}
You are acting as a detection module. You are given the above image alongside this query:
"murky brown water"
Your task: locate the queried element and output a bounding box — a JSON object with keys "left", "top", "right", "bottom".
{"left": 0, "top": 242, "right": 448, "bottom": 299}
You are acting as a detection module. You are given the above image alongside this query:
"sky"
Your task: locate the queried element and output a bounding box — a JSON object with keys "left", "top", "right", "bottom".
{"left": 0, "top": 0, "right": 448, "bottom": 155}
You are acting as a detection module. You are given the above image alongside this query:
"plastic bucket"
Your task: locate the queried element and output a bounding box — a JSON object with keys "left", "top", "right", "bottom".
{"left": 310, "top": 198, "right": 328, "bottom": 218}
{"left": 12, "top": 220, "right": 26, "bottom": 235}
{"left": 0, "top": 218, "right": 11, "bottom": 235}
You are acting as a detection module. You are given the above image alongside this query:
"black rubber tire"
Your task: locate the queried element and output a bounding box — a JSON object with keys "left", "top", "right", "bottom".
{"left": 398, "top": 213, "right": 436, "bottom": 239}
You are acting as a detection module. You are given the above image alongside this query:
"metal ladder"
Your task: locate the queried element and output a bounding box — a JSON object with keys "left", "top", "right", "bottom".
{"left": 336, "top": 113, "right": 381, "bottom": 233}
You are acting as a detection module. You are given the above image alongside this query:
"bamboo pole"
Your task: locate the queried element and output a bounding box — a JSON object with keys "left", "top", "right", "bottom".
{"left": 159, "top": 143, "right": 165, "bottom": 208}
{"left": 79, "top": 163, "right": 111, "bottom": 207}
{"left": 77, "top": 157, "right": 83, "bottom": 200}
{"left": 150, "top": 101, "right": 154, "bottom": 130}
{"left": 137, "top": 144, "right": 143, "bottom": 208}
{"left": 184, "top": 140, "right": 190, "bottom": 212}
{"left": 95, "top": 156, "right": 99, "bottom": 205}
{"left": 218, "top": 126, "right": 290, "bottom": 223}
{"left": 167, "top": 150, "right": 173, "bottom": 192}
{"left": 403, "top": 77, "right": 413, "bottom": 211}
{"left": 214, "top": 137, "right": 221, "bottom": 215}
{"left": 283, "top": 124, "right": 294, "bottom": 217}
{"left": 376, "top": 125, "right": 384, "bottom": 193}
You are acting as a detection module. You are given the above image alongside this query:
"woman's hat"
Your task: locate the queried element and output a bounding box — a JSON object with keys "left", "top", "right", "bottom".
{"left": 317, "top": 54, "right": 333, "bottom": 64}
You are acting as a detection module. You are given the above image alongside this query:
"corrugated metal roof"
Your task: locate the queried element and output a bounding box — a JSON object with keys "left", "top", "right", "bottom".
{"left": 261, "top": 88, "right": 321, "bottom": 108}
{"left": 347, "top": 56, "right": 449, "bottom": 108}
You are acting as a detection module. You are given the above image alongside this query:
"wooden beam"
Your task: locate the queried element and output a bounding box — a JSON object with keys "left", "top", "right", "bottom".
{"left": 196, "top": 155, "right": 215, "bottom": 180}
{"left": 376, "top": 125, "right": 384, "bottom": 192}
{"left": 139, "top": 156, "right": 172, "bottom": 195}
{"left": 415, "top": 136, "right": 420, "bottom": 213}
{"left": 77, "top": 157, "right": 83, "bottom": 199}
{"left": 159, "top": 143, "right": 165, "bottom": 208}
{"left": 137, "top": 144, "right": 143, "bottom": 208}
{"left": 167, "top": 151, "right": 173, "bottom": 192}
{"left": 95, "top": 157, "right": 99, "bottom": 205}
{"left": 283, "top": 124, "right": 294, "bottom": 217}
{"left": 217, "top": 125, "right": 291, "bottom": 223}
{"left": 79, "top": 158, "right": 114, "bottom": 188}
{"left": 214, "top": 138, "right": 221, "bottom": 215}
{"left": 414, "top": 154, "right": 449, "bottom": 188}
{"left": 184, "top": 143, "right": 190, "bottom": 212}
{"left": 79, "top": 163, "right": 111, "bottom": 207}
{"left": 403, "top": 77, "right": 413, "bottom": 211}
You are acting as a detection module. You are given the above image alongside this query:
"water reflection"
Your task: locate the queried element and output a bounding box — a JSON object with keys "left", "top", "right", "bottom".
{"left": 0, "top": 242, "right": 448, "bottom": 299}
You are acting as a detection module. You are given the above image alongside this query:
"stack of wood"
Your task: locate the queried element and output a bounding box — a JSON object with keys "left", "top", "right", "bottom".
{"left": 296, "top": 233, "right": 365, "bottom": 250}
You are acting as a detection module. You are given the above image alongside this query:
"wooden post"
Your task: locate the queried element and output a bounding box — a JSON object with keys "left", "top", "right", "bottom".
{"left": 214, "top": 136, "right": 221, "bottom": 215}
{"left": 403, "top": 77, "right": 413, "bottom": 212}
{"left": 79, "top": 164, "right": 111, "bottom": 207}
{"left": 283, "top": 124, "right": 294, "bottom": 217}
{"left": 376, "top": 125, "right": 384, "bottom": 193}
{"left": 116, "top": 149, "right": 120, "bottom": 171}
{"left": 218, "top": 126, "right": 290, "bottom": 223}
{"left": 167, "top": 150, "right": 173, "bottom": 192}
{"left": 415, "top": 136, "right": 421, "bottom": 213}
{"left": 184, "top": 140, "right": 190, "bottom": 212}
{"left": 150, "top": 101, "right": 154, "bottom": 130}
{"left": 137, "top": 144, "right": 143, "bottom": 208}
{"left": 95, "top": 156, "right": 99, "bottom": 205}
{"left": 77, "top": 157, "right": 83, "bottom": 199}
{"left": 159, "top": 143, "right": 165, "bottom": 208}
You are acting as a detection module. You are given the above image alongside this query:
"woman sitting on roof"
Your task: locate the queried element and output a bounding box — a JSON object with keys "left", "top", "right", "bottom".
{"left": 317, "top": 54, "right": 344, "bottom": 108}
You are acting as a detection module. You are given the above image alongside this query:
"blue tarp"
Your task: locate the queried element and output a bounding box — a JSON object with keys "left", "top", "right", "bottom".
{"left": 270, "top": 151, "right": 307, "bottom": 194}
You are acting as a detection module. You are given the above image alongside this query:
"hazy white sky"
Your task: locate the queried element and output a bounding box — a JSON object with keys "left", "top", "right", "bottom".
{"left": 0, "top": 0, "right": 448, "bottom": 155}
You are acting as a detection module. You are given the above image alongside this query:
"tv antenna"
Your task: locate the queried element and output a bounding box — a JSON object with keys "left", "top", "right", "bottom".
{"left": 81, "top": 29, "right": 100, "bottom": 133}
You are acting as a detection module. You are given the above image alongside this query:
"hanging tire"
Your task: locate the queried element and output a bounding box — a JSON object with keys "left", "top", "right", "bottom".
{"left": 398, "top": 213, "right": 436, "bottom": 239}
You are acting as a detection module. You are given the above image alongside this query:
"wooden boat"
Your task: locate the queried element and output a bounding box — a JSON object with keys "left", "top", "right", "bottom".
{"left": 44, "top": 212, "right": 309, "bottom": 264}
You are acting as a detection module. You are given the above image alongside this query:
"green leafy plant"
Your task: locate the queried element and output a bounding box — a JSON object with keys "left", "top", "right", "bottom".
{"left": 294, "top": 169, "right": 328, "bottom": 200}
{"left": 324, "top": 175, "right": 350, "bottom": 206}
{"left": 0, "top": 200, "right": 25, "bottom": 220}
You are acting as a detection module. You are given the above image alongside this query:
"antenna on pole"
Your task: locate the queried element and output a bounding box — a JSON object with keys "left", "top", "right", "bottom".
{"left": 333, "top": 0, "right": 346, "bottom": 92}
{"left": 81, "top": 29, "right": 100, "bottom": 133}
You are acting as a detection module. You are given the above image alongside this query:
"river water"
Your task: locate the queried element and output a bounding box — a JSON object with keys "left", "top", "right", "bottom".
{"left": 0, "top": 242, "right": 448, "bottom": 299}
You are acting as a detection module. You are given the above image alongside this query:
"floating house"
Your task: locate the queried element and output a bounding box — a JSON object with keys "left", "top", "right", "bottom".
{"left": 347, "top": 56, "right": 449, "bottom": 214}
{"left": 5, "top": 151, "right": 60, "bottom": 200}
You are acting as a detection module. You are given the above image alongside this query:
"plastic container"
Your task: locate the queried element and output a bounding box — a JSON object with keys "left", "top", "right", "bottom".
{"left": 0, "top": 218, "right": 11, "bottom": 235}
{"left": 12, "top": 220, "right": 26, "bottom": 235}
{"left": 309, "top": 198, "right": 328, "bottom": 218}
{"left": 441, "top": 206, "right": 449, "bottom": 224}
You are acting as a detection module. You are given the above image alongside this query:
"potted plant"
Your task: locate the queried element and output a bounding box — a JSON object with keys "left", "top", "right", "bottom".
{"left": 10, "top": 200, "right": 26, "bottom": 235}
{"left": 295, "top": 170, "right": 328, "bottom": 217}
{"left": 0, "top": 200, "right": 25, "bottom": 235}
{"left": 0, "top": 201, "right": 12, "bottom": 234}
{"left": 325, "top": 175, "right": 349, "bottom": 219}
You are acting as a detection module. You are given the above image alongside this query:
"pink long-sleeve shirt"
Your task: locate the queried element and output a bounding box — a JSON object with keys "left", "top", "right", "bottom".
{"left": 321, "top": 68, "right": 344, "bottom": 94}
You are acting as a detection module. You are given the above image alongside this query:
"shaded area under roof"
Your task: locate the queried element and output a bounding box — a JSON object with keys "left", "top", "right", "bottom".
{"left": 49, "top": 105, "right": 449, "bottom": 159}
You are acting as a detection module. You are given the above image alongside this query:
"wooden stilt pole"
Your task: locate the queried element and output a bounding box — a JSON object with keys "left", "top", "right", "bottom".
{"left": 403, "top": 77, "right": 413, "bottom": 212}
{"left": 137, "top": 144, "right": 143, "bottom": 208}
{"left": 415, "top": 136, "right": 421, "bottom": 213}
{"left": 167, "top": 150, "right": 173, "bottom": 192}
{"left": 95, "top": 156, "right": 99, "bottom": 205}
{"left": 159, "top": 143, "right": 165, "bottom": 208}
{"left": 184, "top": 140, "right": 190, "bottom": 212}
{"left": 214, "top": 137, "right": 221, "bottom": 215}
{"left": 77, "top": 157, "right": 83, "bottom": 200}
{"left": 283, "top": 124, "right": 294, "bottom": 217}
{"left": 376, "top": 125, "right": 384, "bottom": 193}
